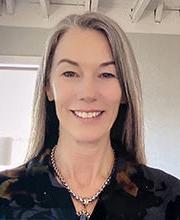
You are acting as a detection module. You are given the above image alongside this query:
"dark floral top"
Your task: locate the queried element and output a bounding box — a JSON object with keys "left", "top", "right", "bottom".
{"left": 0, "top": 148, "right": 180, "bottom": 220}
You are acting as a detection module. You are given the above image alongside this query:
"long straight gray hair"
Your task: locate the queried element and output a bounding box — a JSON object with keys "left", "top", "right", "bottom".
{"left": 26, "top": 12, "right": 146, "bottom": 164}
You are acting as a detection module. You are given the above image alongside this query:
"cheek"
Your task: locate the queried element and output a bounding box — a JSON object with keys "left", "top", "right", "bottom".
{"left": 51, "top": 83, "right": 74, "bottom": 112}
{"left": 102, "top": 84, "right": 122, "bottom": 106}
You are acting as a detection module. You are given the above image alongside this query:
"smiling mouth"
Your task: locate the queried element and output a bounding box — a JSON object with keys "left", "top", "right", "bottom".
{"left": 71, "top": 110, "right": 104, "bottom": 119}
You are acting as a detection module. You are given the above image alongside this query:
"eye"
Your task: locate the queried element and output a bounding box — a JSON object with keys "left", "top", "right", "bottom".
{"left": 100, "top": 72, "right": 117, "bottom": 78}
{"left": 62, "top": 71, "right": 78, "bottom": 77}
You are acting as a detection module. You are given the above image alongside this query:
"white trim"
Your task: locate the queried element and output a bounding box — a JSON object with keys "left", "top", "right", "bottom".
{"left": 0, "top": 0, "right": 3, "bottom": 16}
{"left": 0, "top": 55, "right": 41, "bottom": 69}
{"left": 5, "top": 0, "right": 15, "bottom": 14}
{"left": 84, "top": 0, "right": 91, "bottom": 11}
{"left": 91, "top": 0, "right": 99, "bottom": 12}
{"left": 39, "top": 0, "right": 50, "bottom": 18}
{"left": 154, "top": 0, "right": 164, "bottom": 23}
{"left": 130, "top": 0, "right": 139, "bottom": 17}
{"left": 130, "top": 0, "right": 152, "bottom": 22}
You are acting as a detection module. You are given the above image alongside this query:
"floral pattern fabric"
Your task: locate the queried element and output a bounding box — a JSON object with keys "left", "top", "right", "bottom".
{"left": 0, "top": 148, "right": 180, "bottom": 220}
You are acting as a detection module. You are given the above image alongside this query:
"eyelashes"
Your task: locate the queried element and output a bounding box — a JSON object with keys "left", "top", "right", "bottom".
{"left": 100, "top": 72, "right": 116, "bottom": 78}
{"left": 62, "top": 71, "right": 76, "bottom": 77}
{"left": 61, "top": 71, "right": 117, "bottom": 79}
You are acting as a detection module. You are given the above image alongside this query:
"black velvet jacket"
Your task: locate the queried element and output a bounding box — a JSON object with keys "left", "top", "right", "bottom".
{"left": 0, "top": 148, "right": 180, "bottom": 220}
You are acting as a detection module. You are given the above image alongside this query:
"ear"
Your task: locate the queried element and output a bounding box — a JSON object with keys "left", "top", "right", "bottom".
{"left": 45, "top": 84, "right": 54, "bottom": 101}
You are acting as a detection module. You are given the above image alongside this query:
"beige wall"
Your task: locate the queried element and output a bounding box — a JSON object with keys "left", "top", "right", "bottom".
{"left": 0, "top": 27, "right": 48, "bottom": 56}
{"left": 129, "top": 33, "right": 180, "bottom": 178}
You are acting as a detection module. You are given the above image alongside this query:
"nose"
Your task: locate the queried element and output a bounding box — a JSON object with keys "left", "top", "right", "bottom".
{"left": 78, "top": 77, "right": 98, "bottom": 103}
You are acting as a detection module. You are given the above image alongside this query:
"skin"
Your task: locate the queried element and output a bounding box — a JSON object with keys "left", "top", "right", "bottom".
{"left": 46, "top": 27, "right": 122, "bottom": 213}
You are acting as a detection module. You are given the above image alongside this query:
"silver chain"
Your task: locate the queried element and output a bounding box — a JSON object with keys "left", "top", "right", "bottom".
{"left": 50, "top": 145, "right": 114, "bottom": 218}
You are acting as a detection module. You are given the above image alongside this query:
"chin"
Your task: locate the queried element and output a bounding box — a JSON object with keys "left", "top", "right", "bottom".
{"left": 73, "top": 133, "right": 107, "bottom": 145}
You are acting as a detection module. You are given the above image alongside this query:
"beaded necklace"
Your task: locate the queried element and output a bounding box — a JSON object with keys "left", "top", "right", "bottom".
{"left": 50, "top": 145, "right": 115, "bottom": 220}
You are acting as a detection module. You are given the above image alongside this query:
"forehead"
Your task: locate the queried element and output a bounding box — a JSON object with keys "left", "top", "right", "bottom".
{"left": 53, "top": 27, "right": 113, "bottom": 65}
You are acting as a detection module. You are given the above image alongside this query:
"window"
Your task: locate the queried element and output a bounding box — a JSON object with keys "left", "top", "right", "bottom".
{"left": 0, "top": 67, "right": 37, "bottom": 170}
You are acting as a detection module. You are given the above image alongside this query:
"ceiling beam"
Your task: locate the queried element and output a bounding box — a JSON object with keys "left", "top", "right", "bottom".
{"left": 39, "top": 0, "right": 50, "bottom": 18}
{"left": 84, "top": 0, "right": 91, "bottom": 11}
{"left": 6, "top": 0, "right": 16, "bottom": 14}
{"left": 0, "top": 0, "right": 3, "bottom": 16}
{"left": 91, "top": 0, "right": 99, "bottom": 12}
{"left": 154, "top": 0, "right": 164, "bottom": 23}
{"left": 130, "top": 0, "right": 139, "bottom": 16}
{"left": 130, "top": 0, "right": 152, "bottom": 22}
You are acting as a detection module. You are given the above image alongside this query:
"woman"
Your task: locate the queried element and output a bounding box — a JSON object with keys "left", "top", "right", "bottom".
{"left": 0, "top": 12, "right": 179, "bottom": 220}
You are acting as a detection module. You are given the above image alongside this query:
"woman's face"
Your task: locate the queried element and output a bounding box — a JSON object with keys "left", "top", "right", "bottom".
{"left": 46, "top": 27, "right": 122, "bottom": 144}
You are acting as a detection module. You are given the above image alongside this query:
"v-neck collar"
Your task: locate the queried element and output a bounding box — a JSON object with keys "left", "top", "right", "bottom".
{"left": 46, "top": 152, "right": 139, "bottom": 220}
{"left": 48, "top": 172, "right": 78, "bottom": 219}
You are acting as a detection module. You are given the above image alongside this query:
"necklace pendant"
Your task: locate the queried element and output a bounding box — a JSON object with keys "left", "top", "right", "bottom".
{"left": 77, "top": 210, "right": 90, "bottom": 220}
{"left": 79, "top": 214, "right": 89, "bottom": 220}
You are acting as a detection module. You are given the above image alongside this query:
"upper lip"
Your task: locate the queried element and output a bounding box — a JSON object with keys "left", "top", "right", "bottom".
{"left": 71, "top": 110, "right": 104, "bottom": 112}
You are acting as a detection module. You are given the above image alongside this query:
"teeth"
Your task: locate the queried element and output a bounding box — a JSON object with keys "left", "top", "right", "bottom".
{"left": 73, "top": 111, "right": 102, "bottom": 119}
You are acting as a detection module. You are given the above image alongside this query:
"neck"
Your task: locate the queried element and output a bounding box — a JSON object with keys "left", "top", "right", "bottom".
{"left": 54, "top": 137, "right": 115, "bottom": 187}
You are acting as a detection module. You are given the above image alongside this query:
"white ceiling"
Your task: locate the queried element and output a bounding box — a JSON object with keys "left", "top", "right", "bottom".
{"left": 0, "top": 0, "right": 180, "bottom": 34}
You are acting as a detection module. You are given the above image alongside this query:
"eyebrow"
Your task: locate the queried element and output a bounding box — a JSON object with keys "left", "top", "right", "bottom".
{"left": 57, "top": 59, "right": 115, "bottom": 67}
